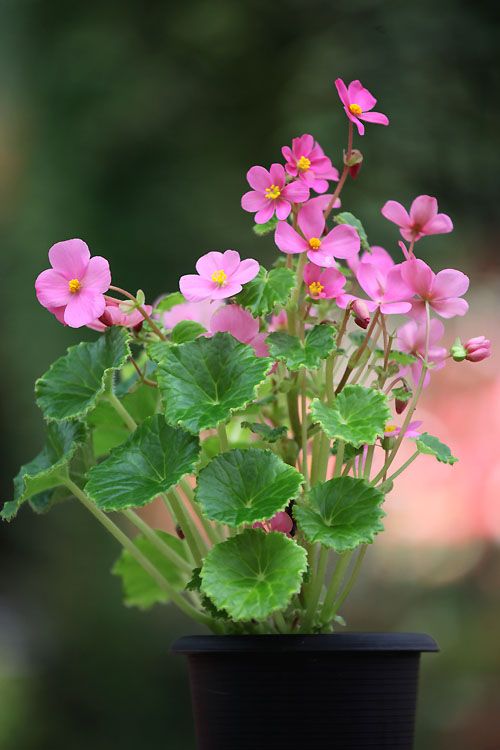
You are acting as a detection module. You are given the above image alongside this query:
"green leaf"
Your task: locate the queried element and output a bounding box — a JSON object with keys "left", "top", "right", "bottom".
{"left": 310, "top": 385, "right": 391, "bottom": 448}
{"left": 89, "top": 383, "right": 160, "bottom": 456}
{"left": 2, "top": 421, "right": 87, "bottom": 521}
{"left": 241, "top": 421, "right": 287, "bottom": 443}
{"left": 186, "top": 568, "right": 229, "bottom": 620}
{"left": 334, "top": 212, "right": 370, "bottom": 252}
{"left": 200, "top": 529, "right": 307, "bottom": 621}
{"left": 267, "top": 324, "right": 336, "bottom": 371}
{"left": 85, "top": 415, "right": 200, "bottom": 511}
{"left": 294, "top": 477, "right": 385, "bottom": 552}
{"left": 195, "top": 448, "right": 303, "bottom": 527}
{"left": 171, "top": 320, "right": 206, "bottom": 344}
{"left": 375, "top": 349, "right": 418, "bottom": 366}
{"left": 35, "top": 328, "right": 131, "bottom": 421}
{"left": 157, "top": 333, "right": 271, "bottom": 434}
{"left": 235, "top": 266, "right": 295, "bottom": 317}
{"left": 392, "top": 386, "right": 412, "bottom": 403}
{"left": 252, "top": 216, "right": 279, "bottom": 236}
{"left": 112, "top": 531, "right": 187, "bottom": 610}
{"left": 155, "top": 292, "right": 185, "bottom": 313}
{"left": 415, "top": 433, "right": 458, "bottom": 465}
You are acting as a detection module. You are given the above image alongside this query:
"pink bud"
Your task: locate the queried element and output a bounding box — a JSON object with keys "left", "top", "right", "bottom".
{"left": 269, "top": 511, "right": 293, "bottom": 534}
{"left": 351, "top": 299, "right": 370, "bottom": 329}
{"left": 99, "top": 309, "right": 114, "bottom": 327}
{"left": 465, "top": 336, "right": 491, "bottom": 363}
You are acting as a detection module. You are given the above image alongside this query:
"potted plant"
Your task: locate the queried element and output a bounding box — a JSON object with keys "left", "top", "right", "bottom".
{"left": 3, "top": 77, "right": 490, "bottom": 749}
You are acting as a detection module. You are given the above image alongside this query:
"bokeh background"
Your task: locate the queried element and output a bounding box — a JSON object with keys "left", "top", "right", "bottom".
{"left": 1, "top": 1, "right": 499, "bottom": 748}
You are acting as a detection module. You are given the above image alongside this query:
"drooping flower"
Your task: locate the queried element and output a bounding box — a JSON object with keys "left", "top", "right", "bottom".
{"left": 381, "top": 195, "right": 453, "bottom": 242}
{"left": 179, "top": 250, "right": 259, "bottom": 303}
{"left": 241, "top": 164, "right": 309, "bottom": 224}
{"left": 334, "top": 78, "right": 389, "bottom": 136}
{"left": 396, "top": 318, "right": 448, "bottom": 386}
{"left": 400, "top": 258, "right": 469, "bottom": 319}
{"left": 35, "top": 239, "right": 111, "bottom": 328}
{"left": 348, "top": 245, "right": 394, "bottom": 275}
{"left": 384, "top": 421, "right": 423, "bottom": 439}
{"left": 161, "top": 299, "right": 222, "bottom": 330}
{"left": 253, "top": 511, "right": 293, "bottom": 535}
{"left": 464, "top": 336, "right": 492, "bottom": 363}
{"left": 303, "top": 263, "right": 346, "bottom": 301}
{"left": 208, "top": 304, "right": 269, "bottom": 357}
{"left": 351, "top": 299, "right": 371, "bottom": 329}
{"left": 339, "top": 262, "right": 413, "bottom": 315}
{"left": 88, "top": 298, "right": 153, "bottom": 332}
{"left": 282, "top": 134, "right": 339, "bottom": 194}
{"left": 274, "top": 202, "right": 360, "bottom": 267}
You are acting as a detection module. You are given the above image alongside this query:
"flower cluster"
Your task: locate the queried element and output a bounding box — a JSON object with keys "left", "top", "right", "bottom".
{"left": 9, "top": 76, "right": 491, "bottom": 638}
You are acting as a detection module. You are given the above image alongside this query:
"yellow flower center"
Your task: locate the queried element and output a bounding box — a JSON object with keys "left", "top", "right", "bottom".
{"left": 297, "top": 156, "right": 311, "bottom": 172}
{"left": 211, "top": 269, "right": 227, "bottom": 286}
{"left": 308, "top": 237, "right": 322, "bottom": 250}
{"left": 68, "top": 278, "right": 81, "bottom": 294}
{"left": 385, "top": 424, "right": 397, "bottom": 433}
{"left": 265, "top": 184, "right": 281, "bottom": 200}
{"left": 308, "top": 281, "right": 324, "bottom": 297}
{"left": 349, "top": 103, "right": 363, "bottom": 116}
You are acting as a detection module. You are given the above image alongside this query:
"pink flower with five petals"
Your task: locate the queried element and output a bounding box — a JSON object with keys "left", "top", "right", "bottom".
{"left": 241, "top": 163, "right": 309, "bottom": 224}
{"left": 274, "top": 202, "right": 360, "bottom": 267}
{"left": 396, "top": 318, "right": 448, "bottom": 387}
{"left": 381, "top": 195, "right": 453, "bottom": 242}
{"left": 303, "top": 263, "right": 346, "bottom": 301}
{"left": 400, "top": 258, "right": 469, "bottom": 319}
{"left": 209, "top": 304, "right": 269, "bottom": 357}
{"left": 179, "top": 251, "right": 259, "bottom": 303}
{"left": 335, "top": 78, "right": 389, "bottom": 136}
{"left": 35, "top": 239, "right": 111, "bottom": 328}
{"left": 282, "top": 134, "right": 339, "bottom": 194}
{"left": 339, "top": 262, "right": 413, "bottom": 315}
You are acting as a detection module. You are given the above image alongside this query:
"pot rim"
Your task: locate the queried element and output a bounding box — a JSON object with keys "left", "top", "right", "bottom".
{"left": 172, "top": 632, "right": 439, "bottom": 655}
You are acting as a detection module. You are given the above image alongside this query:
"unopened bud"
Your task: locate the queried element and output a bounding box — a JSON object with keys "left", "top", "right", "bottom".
{"left": 99, "top": 309, "right": 114, "bottom": 327}
{"left": 344, "top": 149, "right": 363, "bottom": 167}
{"left": 175, "top": 524, "right": 185, "bottom": 540}
{"left": 393, "top": 384, "right": 412, "bottom": 414}
{"left": 348, "top": 163, "right": 362, "bottom": 179}
{"left": 351, "top": 299, "right": 370, "bottom": 329}
{"left": 450, "top": 337, "right": 467, "bottom": 362}
{"left": 464, "top": 336, "right": 491, "bottom": 362}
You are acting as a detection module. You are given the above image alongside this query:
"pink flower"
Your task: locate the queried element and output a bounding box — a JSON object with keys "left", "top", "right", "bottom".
{"left": 384, "top": 421, "right": 423, "bottom": 439}
{"left": 179, "top": 250, "right": 259, "bottom": 303}
{"left": 88, "top": 298, "right": 153, "bottom": 332}
{"left": 241, "top": 163, "right": 310, "bottom": 224}
{"left": 161, "top": 299, "right": 222, "bottom": 330}
{"left": 209, "top": 304, "right": 269, "bottom": 357}
{"left": 268, "top": 310, "right": 288, "bottom": 332}
{"left": 334, "top": 78, "right": 389, "bottom": 136}
{"left": 400, "top": 258, "right": 469, "bottom": 319}
{"left": 253, "top": 511, "right": 293, "bottom": 535}
{"left": 339, "top": 262, "right": 413, "bottom": 315}
{"left": 303, "top": 263, "right": 346, "bottom": 300}
{"left": 274, "top": 202, "right": 360, "bottom": 267}
{"left": 35, "top": 239, "right": 111, "bottom": 328}
{"left": 396, "top": 318, "right": 448, "bottom": 386}
{"left": 281, "top": 134, "right": 339, "bottom": 194}
{"left": 348, "top": 245, "right": 394, "bottom": 275}
{"left": 465, "top": 336, "right": 491, "bottom": 363}
{"left": 381, "top": 195, "right": 453, "bottom": 242}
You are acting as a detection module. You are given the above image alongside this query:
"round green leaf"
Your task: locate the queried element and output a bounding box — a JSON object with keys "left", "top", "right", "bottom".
{"left": 157, "top": 333, "right": 271, "bottom": 434}
{"left": 415, "top": 433, "right": 458, "bottom": 464}
{"left": 112, "top": 531, "right": 187, "bottom": 610}
{"left": 235, "top": 265, "right": 295, "bottom": 317}
{"left": 85, "top": 415, "right": 200, "bottom": 511}
{"left": 200, "top": 529, "right": 307, "bottom": 621}
{"left": 311, "top": 385, "right": 391, "bottom": 447}
{"left": 294, "top": 477, "right": 385, "bottom": 552}
{"left": 267, "top": 324, "right": 336, "bottom": 371}
{"left": 35, "top": 327, "right": 131, "bottom": 421}
{"left": 195, "top": 448, "right": 304, "bottom": 527}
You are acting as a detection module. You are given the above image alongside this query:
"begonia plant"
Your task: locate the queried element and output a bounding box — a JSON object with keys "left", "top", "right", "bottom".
{"left": 3, "top": 78, "right": 491, "bottom": 634}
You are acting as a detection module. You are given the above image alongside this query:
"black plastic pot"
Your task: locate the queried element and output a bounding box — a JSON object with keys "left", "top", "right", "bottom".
{"left": 172, "top": 632, "right": 438, "bottom": 750}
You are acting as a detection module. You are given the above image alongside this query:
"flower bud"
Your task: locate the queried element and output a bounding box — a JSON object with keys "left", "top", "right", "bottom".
{"left": 351, "top": 299, "right": 370, "bottom": 329}
{"left": 450, "top": 337, "right": 467, "bottom": 362}
{"left": 465, "top": 336, "right": 491, "bottom": 362}
{"left": 175, "top": 524, "right": 185, "bottom": 540}
{"left": 345, "top": 149, "right": 363, "bottom": 180}
{"left": 99, "top": 308, "right": 114, "bottom": 327}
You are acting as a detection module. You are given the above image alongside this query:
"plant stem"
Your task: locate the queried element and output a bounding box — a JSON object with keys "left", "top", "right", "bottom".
{"left": 179, "top": 478, "right": 222, "bottom": 546}
{"left": 63, "top": 479, "right": 211, "bottom": 626}
{"left": 217, "top": 422, "right": 229, "bottom": 452}
{"left": 381, "top": 450, "right": 419, "bottom": 486}
{"left": 324, "top": 121, "right": 354, "bottom": 220}
{"left": 330, "top": 545, "right": 368, "bottom": 617}
{"left": 301, "top": 546, "right": 329, "bottom": 632}
{"left": 106, "top": 392, "right": 138, "bottom": 432}
{"left": 274, "top": 611, "right": 288, "bottom": 634}
{"left": 320, "top": 551, "right": 352, "bottom": 624}
{"left": 333, "top": 440, "right": 344, "bottom": 478}
{"left": 316, "top": 432, "right": 331, "bottom": 483}
{"left": 109, "top": 285, "right": 166, "bottom": 340}
{"left": 300, "top": 368, "right": 309, "bottom": 487}
{"left": 335, "top": 308, "right": 380, "bottom": 395}
{"left": 165, "top": 489, "right": 207, "bottom": 567}
{"left": 122, "top": 508, "right": 193, "bottom": 574}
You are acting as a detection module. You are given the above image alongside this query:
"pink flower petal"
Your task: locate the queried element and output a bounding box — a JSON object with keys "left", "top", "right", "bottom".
{"left": 356, "top": 262, "right": 382, "bottom": 300}
{"left": 251, "top": 332, "right": 269, "bottom": 358}
{"left": 179, "top": 274, "right": 215, "bottom": 302}
{"left": 334, "top": 78, "right": 349, "bottom": 109}
{"left": 348, "top": 113, "right": 365, "bottom": 136}
{"left": 275, "top": 199, "right": 291, "bottom": 221}
{"left": 48, "top": 239, "right": 90, "bottom": 279}
{"left": 381, "top": 200, "right": 410, "bottom": 228}
{"left": 321, "top": 224, "right": 360, "bottom": 259}
{"left": 431, "top": 298, "right": 469, "bottom": 318}
{"left": 209, "top": 281, "right": 243, "bottom": 299}
{"left": 81, "top": 255, "right": 111, "bottom": 293}
{"left": 220, "top": 250, "right": 243, "bottom": 277}
{"left": 241, "top": 190, "right": 268, "bottom": 212}
{"left": 35, "top": 269, "right": 72, "bottom": 308}
{"left": 195, "top": 251, "right": 227, "bottom": 279}
{"left": 162, "top": 299, "right": 222, "bottom": 329}
{"left": 255, "top": 203, "right": 275, "bottom": 224}
{"left": 400, "top": 258, "right": 434, "bottom": 298}
{"left": 297, "top": 202, "right": 325, "bottom": 239}
{"left": 282, "top": 180, "right": 309, "bottom": 204}
{"left": 246, "top": 166, "right": 271, "bottom": 192}
{"left": 424, "top": 213, "right": 454, "bottom": 235}
{"left": 359, "top": 111, "right": 389, "bottom": 126}
{"left": 269, "top": 163, "right": 286, "bottom": 187}
{"left": 210, "top": 304, "right": 259, "bottom": 343}
{"left": 64, "top": 289, "right": 106, "bottom": 328}
{"left": 232, "top": 258, "right": 260, "bottom": 285}
{"left": 410, "top": 195, "right": 437, "bottom": 226}
{"left": 347, "top": 80, "right": 377, "bottom": 111}
{"left": 380, "top": 300, "right": 412, "bottom": 315}
{"left": 432, "top": 269, "right": 469, "bottom": 299}
{"left": 275, "top": 221, "right": 307, "bottom": 255}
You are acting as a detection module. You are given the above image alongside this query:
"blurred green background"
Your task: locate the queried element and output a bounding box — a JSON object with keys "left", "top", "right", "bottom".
{"left": 1, "top": 1, "right": 499, "bottom": 748}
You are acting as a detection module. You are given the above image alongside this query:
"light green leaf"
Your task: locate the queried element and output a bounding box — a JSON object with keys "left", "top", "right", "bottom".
{"left": 2, "top": 421, "right": 87, "bottom": 521}
{"left": 235, "top": 266, "right": 295, "bottom": 317}
{"left": 334, "top": 212, "right": 370, "bottom": 252}
{"left": 267, "top": 324, "right": 336, "bottom": 371}
{"left": 186, "top": 568, "right": 229, "bottom": 620}
{"left": 415, "top": 433, "right": 458, "bottom": 465}
{"left": 375, "top": 349, "right": 418, "bottom": 366}
{"left": 391, "top": 386, "right": 412, "bottom": 403}
{"left": 195, "top": 448, "right": 303, "bottom": 527}
{"left": 200, "top": 529, "right": 307, "bottom": 621}
{"left": 171, "top": 320, "right": 206, "bottom": 344}
{"left": 157, "top": 333, "right": 271, "bottom": 433}
{"left": 252, "top": 216, "right": 279, "bottom": 236}
{"left": 89, "top": 383, "right": 160, "bottom": 456}
{"left": 35, "top": 327, "right": 131, "bottom": 421}
{"left": 294, "top": 477, "right": 385, "bottom": 552}
{"left": 85, "top": 415, "right": 200, "bottom": 511}
{"left": 112, "top": 531, "right": 187, "bottom": 609}
{"left": 155, "top": 292, "right": 185, "bottom": 313}
{"left": 311, "top": 385, "right": 391, "bottom": 447}
{"left": 241, "top": 421, "right": 288, "bottom": 443}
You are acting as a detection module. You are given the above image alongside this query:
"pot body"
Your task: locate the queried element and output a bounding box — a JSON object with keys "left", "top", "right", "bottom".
{"left": 172, "top": 633, "right": 438, "bottom": 750}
